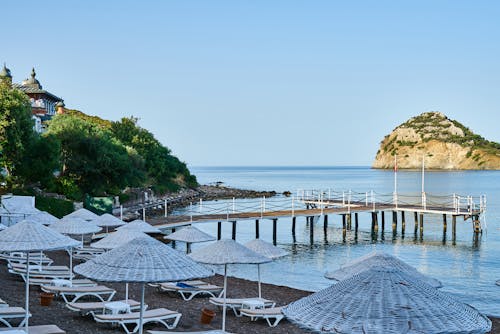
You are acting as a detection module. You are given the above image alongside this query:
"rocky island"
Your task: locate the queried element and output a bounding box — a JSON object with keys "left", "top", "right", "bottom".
{"left": 373, "top": 112, "right": 500, "bottom": 170}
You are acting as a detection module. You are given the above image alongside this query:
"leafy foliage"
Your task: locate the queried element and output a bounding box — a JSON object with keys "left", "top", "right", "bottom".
{"left": 46, "top": 114, "right": 146, "bottom": 197}
{"left": 0, "top": 82, "right": 35, "bottom": 182}
{"left": 111, "top": 117, "right": 197, "bottom": 192}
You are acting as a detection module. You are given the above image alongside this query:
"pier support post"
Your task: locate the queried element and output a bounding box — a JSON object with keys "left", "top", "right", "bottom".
{"left": 419, "top": 213, "right": 424, "bottom": 238}
{"left": 381, "top": 211, "right": 385, "bottom": 232}
{"left": 231, "top": 221, "right": 237, "bottom": 240}
{"left": 347, "top": 214, "right": 352, "bottom": 230}
{"left": 342, "top": 214, "right": 347, "bottom": 242}
{"left": 292, "top": 216, "right": 296, "bottom": 235}
{"left": 401, "top": 211, "right": 406, "bottom": 236}
{"left": 355, "top": 213, "right": 359, "bottom": 233}
{"left": 392, "top": 211, "right": 398, "bottom": 237}
{"left": 374, "top": 212, "right": 379, "bottom": 234}
{"left": 473, "top": 215, "right": 481, "bottom": 234}
{"left": 323, "top": 215, "right": 328, "bottom": 230}
{"left": 255, "top": 220, "right": 260, "bottom": 239}
{"left": 443, "top": 214, "right": 447, "bottom": 235}
{"left": 272, "top": 219, "right": 278, "bottom": 245}
{"left": 414, "top": 212, "right": 418, "bottom": 235}
{"left": 217, "top": 222, "right": 222, "bottom": 240}
{"left": 309, "top": 217, "right": 314, "bottom": 245}
{"left": 171, "top": 228, "right": 176, "bottom": 248}
{"left": 452, "top": 216, "right": 457, "bottom": 242}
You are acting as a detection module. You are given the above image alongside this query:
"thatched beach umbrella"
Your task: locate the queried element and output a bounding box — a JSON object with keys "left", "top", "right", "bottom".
{"left": 189, "top": 239, "right": 271, "bottom": 332}
{"left": 50, "top": 218, "right": 102, "bottom": 283}
{"left": 63, "top": 208, "right": 100, "bottom": 222}
{"left": 164, "top": 226, "right": 215, "bottom": 253}
{"left": 91, "top": 229, "right": 148, "bottom": 250}
{"left": 0, "top": 220, "right": 80, "bottom": 332}
{"left": 95, "top": 213, "right": 125, "bottom": 234}
{"left": 117, "top": 219, "right": 161, "bottom": 234}
{"left": 244, "top": 239, "right": 288, "bottom": 298}
{"left": 324, "top": 251, "right": 442, "bottom": 288}
{"left": 50, "top": 217, "right": 102, "bottom": 243}
{"left": 75, "top": 236, "right": 212, "bottom": 334}
{"left": 283, "top": 266, "right": 491, "bottom": 333}
{"left": 90, "top": 229, "right": 149, "bottom": 301}
{"left": 28, "top": 211, "right": 59, "bottom": 225}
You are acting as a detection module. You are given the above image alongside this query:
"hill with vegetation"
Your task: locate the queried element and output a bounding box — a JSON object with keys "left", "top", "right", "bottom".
{"left": 0, "top": 81, "right": 197, "bottom": 200}
{"left": 373, "top": 112, "right": 500, "bottom": 170}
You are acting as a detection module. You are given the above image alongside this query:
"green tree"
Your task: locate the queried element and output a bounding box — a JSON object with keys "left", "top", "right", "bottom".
{"left": 0, "top": 82, "right": 35, "bottom": 183}
{"left": 16, "top": 134, "right": 61, "bottom": 188}
{"left": 46, "top": 114, "right": 145, "bottom": 197}
{"left": 111, "top": 117, "right": 197, "bottom": 192}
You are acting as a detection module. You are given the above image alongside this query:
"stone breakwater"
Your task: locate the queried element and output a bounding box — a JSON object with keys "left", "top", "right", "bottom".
{"left": 120, "top": 185, "right": 278, "bottom": 221}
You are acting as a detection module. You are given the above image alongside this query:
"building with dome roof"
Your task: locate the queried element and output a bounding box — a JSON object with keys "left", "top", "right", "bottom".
{"left": 0, "top": 64, "right": 65, "bottom": 132}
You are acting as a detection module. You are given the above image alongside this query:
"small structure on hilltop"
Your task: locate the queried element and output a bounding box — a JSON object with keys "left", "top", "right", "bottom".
{"left": 0, "top": 64, "right": 65, "bottom": 133}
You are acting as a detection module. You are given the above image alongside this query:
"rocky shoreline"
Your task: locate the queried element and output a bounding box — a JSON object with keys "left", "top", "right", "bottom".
{"left": 120, "top": 185, "right": 278, "bottom": 221}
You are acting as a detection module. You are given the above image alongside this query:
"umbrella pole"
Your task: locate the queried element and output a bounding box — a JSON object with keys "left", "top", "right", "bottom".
{"left": 25, "top": 252, "right": 30, "bottom": 331}
{"left": 39, "top": 250, "right": 42, "bottom": 268}
{"left": 139, "top": 283, "right": 145, "bottom": 334}
{"left": 125, "top": 283, "right": 129, "bottom": 302}
{"left": 222, "top": 264, "right": 228, "bottom": 332}
{"left": 186, "top": 242, "right": 191, "bottom": 254}
{"left": 258, "top": 264, "right": 262, "bottom": 299}
{"left": 69, "top": 247, "right": 73, "bottom": 285}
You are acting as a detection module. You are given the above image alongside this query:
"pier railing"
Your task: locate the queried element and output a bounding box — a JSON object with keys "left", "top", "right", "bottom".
{"left": 296, "top": 189, "right": 486, "bottom": 216}
{"left": 165, "top": 189, "right": 486, "bottom": 223}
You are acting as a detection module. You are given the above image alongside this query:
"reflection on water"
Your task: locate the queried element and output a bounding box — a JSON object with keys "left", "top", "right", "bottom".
{"left": 175, "top": 166, "right": 500, "bottom": 316}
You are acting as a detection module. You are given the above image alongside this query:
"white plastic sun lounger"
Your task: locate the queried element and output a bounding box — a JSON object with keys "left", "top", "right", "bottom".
{"left": 148, "top": 331, "right": 230, "bottom": 334}
{"left": 209, "top": 297, "right": 276, "bottom": 317}
{"left": 0, "top": 252, "right": 53, "bottom": 266}
{"left": 0, "top": 307, "right": 30, "bottom": 328}
{"left": 148, "top": 280, "right": 207, "bottom": 288}
{"left": 158, "top": 282, "right": 224, "bottom": 301}
{"left": 0, "top": 324, "right": 65, "bottom": 333}
{"left": 8, "top": 263, "right": 69, "bottom": 272}
{"left": 10, "top": 268, "right": 74, "bottom": 281}
{"left": 94, "top": 308, "right": 181, "bottom": 334}
{"left": 28, "top": 278, "right": 95, "bottom": 287}
{"left": 0, "top": 299, "right": 7, "bottom": 308}
{"left": 66, "top": 299, "right": 143, "bottom": 316}
{"left": 41, "top": 285, "right": 116, "bottom": 303}
{"left": 239, "top": 306, "right": 285, "bottom": 327}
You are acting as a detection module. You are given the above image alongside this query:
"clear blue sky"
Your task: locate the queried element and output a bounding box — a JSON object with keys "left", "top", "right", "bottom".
{"left": 2, "top": 1, "right": 499, "bottom": 166}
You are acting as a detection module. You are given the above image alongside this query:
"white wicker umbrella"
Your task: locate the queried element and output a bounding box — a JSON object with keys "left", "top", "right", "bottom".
{"left": 283, "top": 266, "right": 491, "bottom": 334}
{"left": 91, "top": 229, "right": 148, "bottom": 250}
{"left": 324, "top": 251, "right": 442, "bottom": 288}
{"left": 28, "top": 211, "right": 59, "bottom": 225}
{"left": 63, "top": 208, "right": 99, "bottom": 222}
{"left": 95, "top": 213, "right": 125, "bottom": 229}
{"left": 244, "top": 239, "right": 289, "bottom": 298}
{"left": 164, "top": 226, "right": 215, "bottom": 253}
{"left": 50, "top": 217, "right": 102, "bottom": 236}
{"left": 117, "top": 219, "right": 161, "bottom": 234}
{"left": 90, "top": 229, "right": 149, "bottom": 302}
{"left": 50, "top": 217, "right": 102, "bottom": 284}
{"left": 0, "top": 223, "right": 6, "bottom": 230}
{"left": 189, "top": 239, "right": 271, "bottom": 332}
{"left": 0, "top": 220, "right": 80, "bottom": 332}
{"left": 75, "top": 236, "right": 213, "bottom": 334}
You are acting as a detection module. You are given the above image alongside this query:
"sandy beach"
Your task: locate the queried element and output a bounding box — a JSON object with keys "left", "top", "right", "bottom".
{"left": 0, "top": 250, "right": 497, "bottom": 333}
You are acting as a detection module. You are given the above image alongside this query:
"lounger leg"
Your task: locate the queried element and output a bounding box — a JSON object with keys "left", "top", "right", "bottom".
{"left": 121, "top": 321, "right": 133, "bottom": 334}
{"left": 267, "top": 315, "right": 284, "bottom": 327}
{"left": 0, "top": 318, "right": 12, "bottom": 328}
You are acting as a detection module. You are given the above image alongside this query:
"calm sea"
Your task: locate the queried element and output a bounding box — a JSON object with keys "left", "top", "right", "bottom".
{"left": 184, "top": 166, "right": 500, "bottom": 316}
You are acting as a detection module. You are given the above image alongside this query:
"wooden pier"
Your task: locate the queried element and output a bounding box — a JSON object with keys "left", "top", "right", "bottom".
{"left": 146, "top": 190, "right": 486, "bottom": 245}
